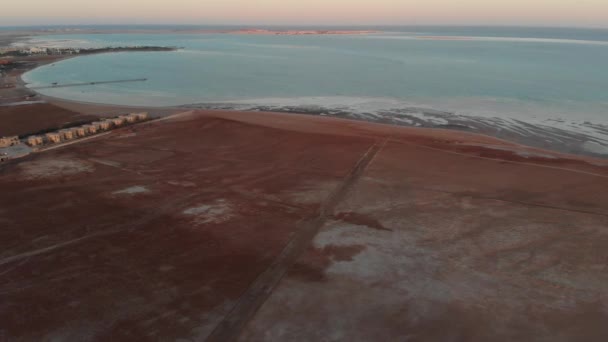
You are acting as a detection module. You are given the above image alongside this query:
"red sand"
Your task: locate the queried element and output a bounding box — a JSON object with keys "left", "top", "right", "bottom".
{"left": 0, "top": 103, "right": 99, "bottom": 136}
{"left": 1, "top": 110, "right": 607, "bottom": 341}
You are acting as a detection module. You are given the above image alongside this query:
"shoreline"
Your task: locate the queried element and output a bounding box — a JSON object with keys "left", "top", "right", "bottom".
{"left": 185, "top": 109, "right": 608, "bottom": 168}
{"left": 3, "top": 31, "right": 607, "bottom": 160}
{"left": 26, "top": 81, "right": 608, "bottom": 160}
{"left": 1, "top": 36, "right": 183, "bottom": 136}
{"left": 30, "top": 82, "right": 608, "bottom": 162}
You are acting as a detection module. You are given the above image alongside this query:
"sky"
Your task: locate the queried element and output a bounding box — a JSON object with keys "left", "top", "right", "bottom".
{"left": 1, "top": 0, "right": 608, "bottom": 28}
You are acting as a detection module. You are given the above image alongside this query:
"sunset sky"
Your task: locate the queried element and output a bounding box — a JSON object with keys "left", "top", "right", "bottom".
{"left": 2, "top": 0, "right": 607, "bottom": 27}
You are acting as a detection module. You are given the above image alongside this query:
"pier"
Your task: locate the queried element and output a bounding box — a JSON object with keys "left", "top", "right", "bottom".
{"left": 31, "top": 78, "right": 147, "bottom": 89}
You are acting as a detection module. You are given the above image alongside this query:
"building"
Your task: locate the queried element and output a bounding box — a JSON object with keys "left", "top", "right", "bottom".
{"left": 135, "top": 112, "right": 149, "bottom": 121}
{"left": 45, "top": 133, "right": 61, "bottom": 144}
{"left": 112, "top": 117, "right": 125, "bottom": 127}
{"left": 118, "top": 115, "right": 134, "bottom": 124}
{"left": 75, "top": 127, "right": 87, "bottom": 137}
{"left": 58, "top": 129, "right": 74, "bottom": 141}
{"left": 0, "top": 136, "right": 19, "bottom": 148}
{"left": 25, "top": 47, "right": 46, "bottom": 55}
{"left": 126, "top": 114, "right": 139, "bottom": 123}
{"left": 83, "top": 125, "right": 97, "bottom": 134}
{"left": 97, "top": 121, "right": 111, "bottom": 130}
{"left": 102, "top": 119, "right": 115, "bottom": 129}
{"left": 68, "top": 127, "right": 81, "bottom": 137}
{"left": 26, "top": 136, "right": 43, "bottom": 146}
{"left": 26, "top": 136, "right": 37, "bottom": 146}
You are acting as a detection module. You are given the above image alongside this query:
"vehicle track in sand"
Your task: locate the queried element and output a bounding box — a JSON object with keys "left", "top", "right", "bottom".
{"left": 205, "top": 137, "right": 389, "bottom": 342}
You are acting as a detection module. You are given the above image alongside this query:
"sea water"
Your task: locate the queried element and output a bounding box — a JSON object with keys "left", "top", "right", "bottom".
{"left": 17, "top": 26, "right": 608, "bottom": 155}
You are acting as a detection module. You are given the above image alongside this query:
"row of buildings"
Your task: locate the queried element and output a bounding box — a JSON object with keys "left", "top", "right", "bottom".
{"left": 0, "top": 47, "right": 83, "bottom": 57}
{"left": 0, "top": 136, "right": 20, "bottom": 148}
{"left": 25, "top": 112, "right": 148, "bottom": 147}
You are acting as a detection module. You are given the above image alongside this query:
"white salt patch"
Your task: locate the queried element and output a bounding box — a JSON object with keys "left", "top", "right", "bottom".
{"left": 19, "top": 158, "right": 93, "bottom": 180}
{"left": 183, "top": 199, "right": 235, "bottom": 225}
{"left": 313, "top": 223, "right": 496, "bottom": 304}
{"left": 167, "top": 180, "right": 197, "bottom": 187}
{"left": 113, "top": 186, "right": 149, "bottom": 195}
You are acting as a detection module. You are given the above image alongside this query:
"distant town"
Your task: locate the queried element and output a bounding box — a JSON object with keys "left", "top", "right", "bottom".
{"left": 0, "top": 45, "right": 177, "bottom": 57}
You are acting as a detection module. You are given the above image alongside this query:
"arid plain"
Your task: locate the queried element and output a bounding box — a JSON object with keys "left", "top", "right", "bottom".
{"left": 1, "top": 110, "right": 607, "bottom": 341}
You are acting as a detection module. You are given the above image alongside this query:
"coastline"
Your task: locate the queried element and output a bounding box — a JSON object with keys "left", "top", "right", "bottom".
{"left": 2, "top": 30, "right": 607, "bottom": 159}
{"left": 1, "top": 33, "right": 183, "bottom": 136}
{"left": 186, "top": 109, "right": 608, "bottom": 168}
{"left": 24, "top": 81, "right": 608, "bottom": 160}
{"left": 27, "top": 79, "right": 608, "bottom": 162}
{"left": 33, "top": 93, "right": 183, "bottom": 117}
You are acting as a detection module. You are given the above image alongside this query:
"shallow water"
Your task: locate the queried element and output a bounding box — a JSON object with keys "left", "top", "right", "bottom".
{"left": 19, "top": 26, "right": 608, "bottom": 155}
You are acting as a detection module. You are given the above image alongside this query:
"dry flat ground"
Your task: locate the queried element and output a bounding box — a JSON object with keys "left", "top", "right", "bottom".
{"left": 0, "top": 110, "right": 607, "bottom": 341}
{"left": 0, "top": 103, "right": 99, "bottom": 137}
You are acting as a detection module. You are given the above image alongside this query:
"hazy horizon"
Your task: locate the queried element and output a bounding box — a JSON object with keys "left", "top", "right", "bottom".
{"left": 3, "top": 24, "right": 608, "bottom": 30}
{"left": 2, "top": 0, "right": 608, "bottom": 28}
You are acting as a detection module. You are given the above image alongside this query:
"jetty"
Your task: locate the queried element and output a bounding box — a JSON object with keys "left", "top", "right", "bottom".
{"left": 31, "top": 78, "right": 147, "bottom": 89}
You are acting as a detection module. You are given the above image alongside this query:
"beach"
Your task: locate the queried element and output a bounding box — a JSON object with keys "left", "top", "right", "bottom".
{"left": 15, "top": 27, "right": 608, "bottom": 158}
{"left": 0, "top": 32, "right": 181, "bottom": 136}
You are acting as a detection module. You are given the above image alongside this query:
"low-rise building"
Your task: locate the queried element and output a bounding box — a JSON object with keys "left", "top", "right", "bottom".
{"left": 26, "top": 136, "right": 43, "bottom": 146}
{"left": 0, "top": 136, "right": 19, "bottom": 148}
{"left": 68, "top": 127, "right": 81, "bottom": 136}
{"left": 119, "top": 115, "right": 134, "bottom": 124}
{"left": 45, "top": 133, "right": 61, "bottom": 144}
{"left": 83, "top": 125, "right": 97, "bottom": 134}
{"left": 125, "top": 114, "right": 139, "bottom": 123}
{"left": 112, "top": 117, "right": 125, "bottom": 127}
{"left": 98, "top": 121, "right": 111, "bottom": 130}
{"left": 102, "top": 119, "right": 115, "bottom": 129}
{"left": 58, "top": 129, "right": 74, "bottom": 141}
{"left": 135, "top": 112, "right": 149, "bottom": 121}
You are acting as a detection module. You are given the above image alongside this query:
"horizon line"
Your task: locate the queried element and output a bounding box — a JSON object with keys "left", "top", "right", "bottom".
{"left": 2, "top": 23, "right": 608, "bottom": 30}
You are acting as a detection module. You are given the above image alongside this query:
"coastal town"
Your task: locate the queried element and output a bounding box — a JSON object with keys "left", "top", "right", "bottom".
{"left": 0, "top": 45, "right": 176, "bottom": 57}
{"left": 0, "top": 112, "right": 149, "bottom": 162}
{"left": 0, "top": 33, "right": 178, "bottom": 164}
{"left": 0, "top": 46, "right": 83, "bottom": 56}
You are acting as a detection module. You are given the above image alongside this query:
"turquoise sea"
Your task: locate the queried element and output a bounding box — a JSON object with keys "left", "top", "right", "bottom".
{"left": 15, "top": 26, "right": 608, "bottom": 155}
